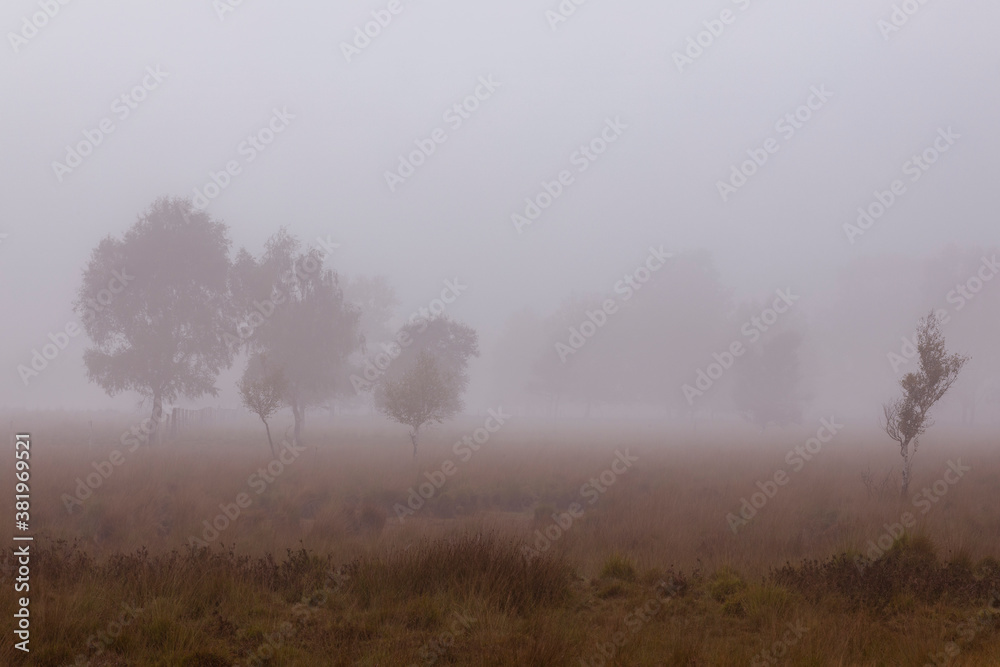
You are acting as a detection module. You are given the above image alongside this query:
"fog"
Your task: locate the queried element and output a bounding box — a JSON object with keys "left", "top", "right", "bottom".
{"left": 6, "top": 5, "right": 1000, "bottom": 663}
{"left": 3, "top": 0, "right": 998, "bottom": 424}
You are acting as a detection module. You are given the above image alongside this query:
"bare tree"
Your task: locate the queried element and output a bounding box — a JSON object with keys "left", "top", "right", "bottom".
{"left": 75, "top": 197, "right": 235, "bottom": 440}
{"left": 377, "top": 349, "right": 465, "bottom": 458}
{"left": 882, "top": 311, "right": 969, "bottom": 496}
{"left": 237, "top": 354, "right": 286, "bottom": 456}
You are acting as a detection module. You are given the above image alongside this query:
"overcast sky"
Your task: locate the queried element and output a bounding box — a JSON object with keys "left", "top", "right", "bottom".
{"left": 2, "top": 0, "right": 998, "bottom": 411}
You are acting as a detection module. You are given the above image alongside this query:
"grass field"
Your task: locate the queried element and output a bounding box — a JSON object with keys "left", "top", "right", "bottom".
{"left": 3, "top": 413, "right": 999, "bottom": 665}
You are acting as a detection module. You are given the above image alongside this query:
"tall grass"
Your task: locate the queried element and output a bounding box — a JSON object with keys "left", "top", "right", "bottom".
{"left": 2, "top": 415, "right": 999, "bottom": 664}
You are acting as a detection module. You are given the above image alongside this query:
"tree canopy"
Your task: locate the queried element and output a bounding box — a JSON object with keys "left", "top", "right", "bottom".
{"left": 75, "top": 197, "right": 235, "bottom": 429}
{"left": 230, "top": 228, "right": 363, "bottom": 443}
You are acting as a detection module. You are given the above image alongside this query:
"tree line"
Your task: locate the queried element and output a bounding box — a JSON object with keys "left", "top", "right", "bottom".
{"left": 74, "top": 197, "right": 477, "bottom": 455}
{"left": 75, "top": 198, "right": 989, "bottom": 486}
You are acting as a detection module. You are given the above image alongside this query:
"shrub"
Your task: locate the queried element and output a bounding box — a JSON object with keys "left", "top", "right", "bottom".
{"left": 709, "top": 567, "right": 746, "bottom": 603}
{"left": 599, "top": 553, "right": 637, "bottom": 582}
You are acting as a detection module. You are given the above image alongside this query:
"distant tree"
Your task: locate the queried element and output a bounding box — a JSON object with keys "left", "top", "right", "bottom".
{"left": 388, "top": 315, "right": 479, "bottom": 380}
{"left": 616, "top": 250, "right": 732, "bottom": 416}
{"left": 882, "top": 311, "right": 969, "bottom": 496}
{"left": 237, "top": 354, "right": 286, "bottom": 456}
{"left": 377, "top": 350, "right": 463, "bottom": 457}
{"left": 231, "top": 229, "right": 362, "bottom": 444}
{"left": 343, "top": 275, "right": 399, "bottom": 348}
{"left": 733, "top": 330, "right": 805, "bottom": 429}
{"left": 340, "top": 275, "right": 399, "bottom": 414}
{"left": 74, "top": 197, "right": 235, "bottom": 438}
{"left": 529, "top": 295, "right": 617, "bottom": 417}
{"left": 375, "top": 317, "right": 478, "bottom": 457}
{"left": 814, "top": 246, "right": 998, "bottom": 417}
{"left": 919, "top": 247, "right": 1000, "bottom": 425}
{"left": 491, "top": 308, "right": 546, "bottom": 414}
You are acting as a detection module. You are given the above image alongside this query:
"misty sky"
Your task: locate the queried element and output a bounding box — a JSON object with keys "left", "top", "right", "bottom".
{"left": 2, "top": 0, "right": 998, "bottom": 410}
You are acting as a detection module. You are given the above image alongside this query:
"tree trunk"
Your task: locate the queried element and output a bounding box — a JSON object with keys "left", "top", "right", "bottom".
{"left": 291, "top": 399, "right": 304, "bottom": 447}
{"left": 900, "top": 438, "right": 913, "bottom": 497}
{"left": 262, "top": 417, "right": 276, "bottom": 457}
{"left": 410, "top": 426, "right": 420, "bottom": 459}
{"left": 151, "top": 389, "right": 163, "bottom": 445}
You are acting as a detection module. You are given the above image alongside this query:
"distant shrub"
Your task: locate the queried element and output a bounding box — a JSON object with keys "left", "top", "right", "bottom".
{"left": 709, "top": 567, "right": 746, "bottom": 603}
{"left": 599, "top": 553, "right": 637, "bottom": 582}
{"left": 771, "top": 535, "right": 1000, "bottom": 609}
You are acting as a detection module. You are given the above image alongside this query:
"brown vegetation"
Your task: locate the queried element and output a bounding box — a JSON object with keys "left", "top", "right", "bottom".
{"left": 3, "top": 416, "right": 999, "bottom": 665}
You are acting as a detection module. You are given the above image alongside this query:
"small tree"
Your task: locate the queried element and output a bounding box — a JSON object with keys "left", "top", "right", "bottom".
{"left": 882, "top": 311, "right": 968, "bottom": 496}
{"left": 237, "top": 354, "right": 286, "bottom": 456}
{"left": 376, "top": 350, "right": 463, "bottom": 458}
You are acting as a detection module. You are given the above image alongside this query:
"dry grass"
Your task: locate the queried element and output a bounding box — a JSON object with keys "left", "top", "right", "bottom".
{"left": 2, "top": 413, "right": 999, "bottom": 665}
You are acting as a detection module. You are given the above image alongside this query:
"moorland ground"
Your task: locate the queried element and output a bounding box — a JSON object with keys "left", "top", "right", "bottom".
{"left": 3, "top": 412, "right": 999, "bottom": 666}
